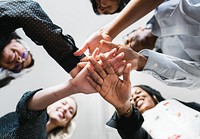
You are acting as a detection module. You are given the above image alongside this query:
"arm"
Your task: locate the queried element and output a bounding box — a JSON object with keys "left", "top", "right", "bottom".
{"left": 0, "top": 0, "right": 85, "bottom": 74}
{"left": 74, "top": 0, "right": 163, "bottom": 56}
{"left": 100, "top": 41, "right": 200, "bottom": 89}
{"left": 140, "top": 49, "right": 200, "bottom": 89}
{"left": 107, "top": 110, "right": 153, "bottom": 139}
{"left": 86, "top": 54, "right": 152, "bottom": 139}
{"left": 27, "top": 80, "right": 76, "bottom": 111}
{"left": 26, "top": 48, "right": 122, "bottom": 110}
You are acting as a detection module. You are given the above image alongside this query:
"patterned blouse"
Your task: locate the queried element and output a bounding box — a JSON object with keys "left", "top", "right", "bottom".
{"left": 0, "top": 89, "right": 49, "bottom": 139}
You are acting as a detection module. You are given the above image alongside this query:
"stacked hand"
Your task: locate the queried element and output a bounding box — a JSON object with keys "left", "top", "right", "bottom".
{"left": 86, "top": 53, "right": 132, "bottom": 114}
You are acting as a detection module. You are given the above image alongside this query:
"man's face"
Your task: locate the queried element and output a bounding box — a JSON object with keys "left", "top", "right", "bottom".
{"left": 96, "top": 0, "right": 121, "bottom": 14}
{"left": 132, "top": 87, "right": 156, "bottom": 114}
{"left": 0, "top": 39, "right": 32, "bottom": 73}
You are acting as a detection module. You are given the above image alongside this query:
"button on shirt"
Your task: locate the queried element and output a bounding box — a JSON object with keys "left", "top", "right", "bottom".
{"left": 139, "top": 0, "right": 200, "bottom": 89}
{"left": 0, "top": 0, "right": 85, "bottom": 73}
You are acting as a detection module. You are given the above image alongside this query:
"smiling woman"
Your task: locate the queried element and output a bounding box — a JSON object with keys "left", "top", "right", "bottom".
{"left": 0, "top": 78, "right": 79, "bottom": 139}
{"left": 0, "top": 32, "right": 34, "bottom": 88}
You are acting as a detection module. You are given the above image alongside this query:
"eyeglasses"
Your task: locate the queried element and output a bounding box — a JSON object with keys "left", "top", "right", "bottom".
{"left": 12, "top": 50, "right": 29, "bottom": 73}
{"left": 12, "top": 39, "right": 30, "bottom": 73}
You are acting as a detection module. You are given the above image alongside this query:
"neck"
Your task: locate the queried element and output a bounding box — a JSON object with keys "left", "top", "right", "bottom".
{"left": 46, "top": 120, "right": 56, "bottom": 133}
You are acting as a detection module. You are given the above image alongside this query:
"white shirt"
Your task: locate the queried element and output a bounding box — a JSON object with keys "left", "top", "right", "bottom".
{"left": 142, "top": 99, "right": 200, "bottom": 139}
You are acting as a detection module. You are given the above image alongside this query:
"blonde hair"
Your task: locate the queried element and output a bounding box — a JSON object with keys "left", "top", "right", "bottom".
{"left": 48, "top": 120, "right": 76, "bottom": 139}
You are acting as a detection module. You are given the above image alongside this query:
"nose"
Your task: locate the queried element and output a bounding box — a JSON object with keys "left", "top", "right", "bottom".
{"left": 63, "top": 104, "right": 70, "bottom": 113}
{"left": 132, "top": 90, "right": 140, "bottom": 102}
{"left": 98, "top": 6, "right": 106, "bottom": 13}
{"left": 16, "top": 56, "right": 23, "bottom": 64}
{"left": 124, "top": 36, "right": 131, "bottom": 45}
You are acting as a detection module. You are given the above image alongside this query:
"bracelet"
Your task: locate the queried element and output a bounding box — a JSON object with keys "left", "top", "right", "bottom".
{"left": 124, "top": 104, "right": 133, "bottom": 118}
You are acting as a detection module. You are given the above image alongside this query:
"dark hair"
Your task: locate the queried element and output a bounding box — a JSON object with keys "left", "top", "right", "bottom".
{"left": 134, "top": 85, "right": 165, "bottom": 103}
{"left": 90, "top": 0, "right": 130, "bottom": 15}
{"left": 0, "top": 76, "right": 15, "bottom": 88}
{"left": 0, "top": 32, "right": 21, "bottom": 52}
{"left": 0, "top": 32, "right": 35, "bottom": 86}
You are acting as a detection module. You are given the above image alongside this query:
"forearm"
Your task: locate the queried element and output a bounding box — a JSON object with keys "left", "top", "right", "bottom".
{"left": 107, "top": 105, "right": 147, "bottom": 139}
{"left": 27, "top": 79, "right": 76, "bottom": 111}
{"left": 0, "top": 0, "right": 85, "bottom": 73}
{"left": 104, "top": 0, "right": 163, "bottom": 39}
{"left": 140, "top": 49, "right": 200, "bottom": 89}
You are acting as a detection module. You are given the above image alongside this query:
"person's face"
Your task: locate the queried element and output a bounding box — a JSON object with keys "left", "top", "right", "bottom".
{"left": 132, "top": 87, "right": 156, "bottom": 114}
{"left": 47, "top": 97, "right": 77, "bottom": 127}
{"left": 96, "top": 0, "right": 121, "bottom": 14}
{"left": 0, "top": 39, "right": 32, "bottom": 73}
{"left": 124, "top": 27, "right": 157, "bottom": 52}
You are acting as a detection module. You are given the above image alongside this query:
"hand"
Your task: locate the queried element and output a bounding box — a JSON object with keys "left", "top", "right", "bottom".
{"left": 87, "top": 53, "right": 132, "bottom": 113}
{"left": 74, "top": 30, "right": 113, "bottom": 56}
{"left": 100, "top": 40, "right": 147, "bottom": 73}
{"left": 70, "top": 48, "right": 121, "bottom": 94}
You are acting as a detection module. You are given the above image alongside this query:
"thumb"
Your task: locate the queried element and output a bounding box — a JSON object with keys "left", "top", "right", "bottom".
{"left": 74, "top": 43, "right": 88, "bottom": 56}
{"left": 100, "top": 40, "right": 118, "bottom": 50}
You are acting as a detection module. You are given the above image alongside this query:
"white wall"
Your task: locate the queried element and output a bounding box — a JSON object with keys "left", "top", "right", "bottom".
{"left": 0, "top": 0, "right": 200, "bottom": 139}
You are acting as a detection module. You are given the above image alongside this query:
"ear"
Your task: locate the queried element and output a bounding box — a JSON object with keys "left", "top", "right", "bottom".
{"left": 152, "top": 95, "right": 159, "bottom": 104}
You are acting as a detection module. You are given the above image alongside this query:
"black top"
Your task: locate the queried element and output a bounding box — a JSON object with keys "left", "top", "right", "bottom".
{"left": 0, "top": 89, "right": 49, "bottom": 139}
{"left": 0, "top": 0, "right": 85, "bottom": 73}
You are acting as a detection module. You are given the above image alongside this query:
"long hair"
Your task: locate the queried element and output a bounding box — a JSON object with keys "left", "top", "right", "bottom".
{"left": 48, "top": 97, "right": 78, "bottom": 139}
{"left": 48, "top": 121, "right": 76, "bottom": 139}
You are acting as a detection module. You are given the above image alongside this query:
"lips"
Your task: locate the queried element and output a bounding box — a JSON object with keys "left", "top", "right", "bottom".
{"left": 57, "top": 108, "right": 65, "bottom": 119}
{"left": 136, "top": 99, "right": 144, "bottom": 108}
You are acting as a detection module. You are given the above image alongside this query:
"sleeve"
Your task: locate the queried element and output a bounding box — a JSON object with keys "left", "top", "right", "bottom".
{"left": 139, "top": 49, "right": 200, "bottom": 89}
{"left": 181, "top": 0, "right": 200, "bottom": 22}
{"left": 0, "top": 0, "right": 85, "bottom": 73}
{"left": 106, "top": 105, "right": 152, "bottom": 139}
{"left": 16, "top": 89, "right": 45, "bottom": 122}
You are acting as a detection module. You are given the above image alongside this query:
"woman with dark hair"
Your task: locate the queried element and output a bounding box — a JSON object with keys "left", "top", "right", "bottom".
{"left": 87, "top": 54, "right": 200, "bottom": 139}
{"left": 0, "top": 32, "right": 35, "bottom": 88}
{"left": 90, "top": 0, "right": 130, "bottom": 15}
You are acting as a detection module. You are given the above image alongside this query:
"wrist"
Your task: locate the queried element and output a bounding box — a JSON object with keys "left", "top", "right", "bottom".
{"left": 136, "top": 54, "right": 147, "bottom": 71}
{"left": 116, "top": 102, "right": 133, "bottom": 118}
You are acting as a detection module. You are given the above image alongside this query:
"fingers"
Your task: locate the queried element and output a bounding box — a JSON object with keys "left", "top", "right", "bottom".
{"left": 105, "top": 48, "right": 117, "bottom": 59}
{"left": 77, "top": 62, "right": 88, "bottom": 68}
{"left": 99, "top": 54, "right": 115, "bottom": 74}
{"left": 87, "top": 65, "right": 104, "bottom": 89}
{"left": 123, "top": 63, "right": 131, "bottom": 84}
{"left": 88, "top": 57, "right": 107, "bottom": 79}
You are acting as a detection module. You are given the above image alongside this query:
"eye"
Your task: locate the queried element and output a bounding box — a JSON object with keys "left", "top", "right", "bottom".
{"left": 61, "top": 101, "right": 67, "bottom": 105}
{"left": 69, "top": 108, "right": 74, "bottom": 115}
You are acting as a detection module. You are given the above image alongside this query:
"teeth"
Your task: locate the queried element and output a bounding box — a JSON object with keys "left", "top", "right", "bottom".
{"left": 137, "top": 100, "right": 143, "bottom": 107}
